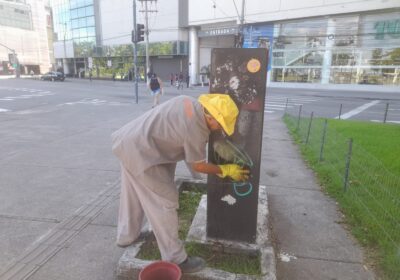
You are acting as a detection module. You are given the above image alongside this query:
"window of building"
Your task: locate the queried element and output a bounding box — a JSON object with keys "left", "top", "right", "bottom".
{"left": 77, "top": 7, "right": 85, "bottom": 17}
{"left": 85, "top": 6, "right": 93, "bottom": 16}
{"left": 86, "top": 16, "right": 94, "bottom": 26}
{"left": 70, "top": 8, "right": 78, "bottom": 19}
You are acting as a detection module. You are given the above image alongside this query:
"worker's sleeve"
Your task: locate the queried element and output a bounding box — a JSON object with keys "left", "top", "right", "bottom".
{"left": 183, "top": 133, "right": 207, "bottom": 163}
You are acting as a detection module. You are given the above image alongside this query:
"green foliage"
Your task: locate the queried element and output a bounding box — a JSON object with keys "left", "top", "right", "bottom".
{"left": 137, "top": 185, "right": 261, "bottom": 275}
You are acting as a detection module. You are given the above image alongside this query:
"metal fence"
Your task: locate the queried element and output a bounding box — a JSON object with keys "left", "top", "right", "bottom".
{"left": 283, "top": 104, "right": 400, "bottom": 279}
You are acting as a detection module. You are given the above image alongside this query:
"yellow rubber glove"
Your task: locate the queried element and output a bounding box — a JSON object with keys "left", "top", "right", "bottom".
{"left": 218, "top": 164, "right": 250, "bottom": 182}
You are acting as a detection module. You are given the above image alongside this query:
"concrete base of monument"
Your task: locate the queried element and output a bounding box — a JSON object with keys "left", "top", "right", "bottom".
{"left": 116, "top": 183, "right": 276, "bottom": 280}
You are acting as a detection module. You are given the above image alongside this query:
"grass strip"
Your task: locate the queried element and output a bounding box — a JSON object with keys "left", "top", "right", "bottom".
{"left": 137, "top": 184, "right": 261, "bottom": 275}
{"left": 284, "top": 114, "right": 400, "bottom": 279}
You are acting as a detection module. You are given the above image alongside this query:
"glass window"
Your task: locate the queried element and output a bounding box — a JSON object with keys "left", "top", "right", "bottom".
{"left": 70, "top": 8, "right": 78, "bottom": 19}
{"left": 272, "top": 68, "right": 322, "bottom": 83}
{"left": 71, "top": 19, "right": 78, "bottom": 28}
{"left": 79, "top": 27, "right": 87, "bottom": 37}
{"left": 86, "top": 16, "right": 94, "bottom": 26}
{"left": 70, "top": 0, "right": 77, "bottom": 9}
{"left": 78, "top": 17, "right": 86, "bottom": 27}
{"left": 72, "top": 29, "right": 79, "bottom": 38}
{"left": 77, "top": 7, "right": 85, "bottom": 17}
{"left": 331, "top": 51, "right": 359, "bottom": 66}
{"left": 274, "top": 18, "right": 328, "bottom": 50}
{"left": 85, "top": 6, "right": 93, "bottom": 16}
{"left": 87, "top": 27, "right": 95, "bottom": 36}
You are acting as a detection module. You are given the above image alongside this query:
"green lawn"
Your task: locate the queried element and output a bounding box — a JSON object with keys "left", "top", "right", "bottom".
{"left": 284, "top": 115, "right": 400, "bottom": 280}
{"left": 328, "top": 120, "right": 400, "bottom": 176}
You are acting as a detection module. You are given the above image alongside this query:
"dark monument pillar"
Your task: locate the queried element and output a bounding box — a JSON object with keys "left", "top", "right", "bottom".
{"left": 207, "top": 48, "right": 268, "bottom": 243}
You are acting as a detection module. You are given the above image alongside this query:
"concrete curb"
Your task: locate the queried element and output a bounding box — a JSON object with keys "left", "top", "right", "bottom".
{"left": 116, "top": 183, "right": 276, "bottom": 280}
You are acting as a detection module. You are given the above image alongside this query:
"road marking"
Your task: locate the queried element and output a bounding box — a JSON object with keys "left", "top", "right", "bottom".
{"left": 335, "top": 100, "right": 380, "bottom": 120}
{"left": 265, "top": 101, "right": 302, "bottom": 106}
{"left": 264, "top": 110, "right": 274, "bottom": 113}
{"left": 371, "top": 120, "right": 400, "bottom": 124}
{"left": 265, "top": 104, "right": 289, "bottom": 108}
{"left": 267, "top": 98, "right": 318, "bottom": 102}
{"left": 0, "top": 108, "right": 10, "bottom": 112}
{"left": 266, "top": 107, "right": 284, "bottom": 110}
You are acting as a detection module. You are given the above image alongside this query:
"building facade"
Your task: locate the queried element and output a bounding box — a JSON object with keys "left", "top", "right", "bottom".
{"left": 188, "top": 0, "right": 400, "bottom": 88}
{"left": 0, "top": 0, "right": 52, "bottom": 75}
{"left": 51, "top": 0, "right": 189, "bottom": 81}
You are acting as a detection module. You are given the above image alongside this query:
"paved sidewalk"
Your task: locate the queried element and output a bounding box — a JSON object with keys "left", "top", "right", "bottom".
{"left": 260, "top": 113, "right": 376, "bottom": 280}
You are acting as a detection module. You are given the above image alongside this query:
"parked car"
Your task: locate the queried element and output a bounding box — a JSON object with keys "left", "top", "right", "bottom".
{"left": 40, "top": 71, "right": 65, "bottom": 81}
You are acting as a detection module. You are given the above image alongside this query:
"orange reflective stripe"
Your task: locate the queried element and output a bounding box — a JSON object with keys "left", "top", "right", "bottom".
{"left": 183, "top": 98, "right": 193, "bottom": 119}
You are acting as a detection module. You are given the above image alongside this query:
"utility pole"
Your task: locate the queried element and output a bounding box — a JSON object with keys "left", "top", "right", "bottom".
{"left": 138, "top": 0, "right": 157, "bottom": 81}
{"left": 133, "top": 0, "right": 138, "bottom": 103}
{"left": 240, "top": 0, "right": 245, "bottom": 26}
{"left": 237, "top": 0, "right": 245, "bottom": 48}
{"left": 63, "top": 22, "right": 67, "bottom": 72}
{"left": 144, "top": 0, "right": 150, "bottom": 77}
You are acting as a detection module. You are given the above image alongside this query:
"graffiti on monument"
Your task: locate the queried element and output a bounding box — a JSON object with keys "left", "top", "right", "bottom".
{"left": 207, "top": 48, "right": 267, "bottom": 242}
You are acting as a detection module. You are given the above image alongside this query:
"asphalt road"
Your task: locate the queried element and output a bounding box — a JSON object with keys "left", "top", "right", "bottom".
{"left": 0, "top": 77, "right": 398, "bottom": 279}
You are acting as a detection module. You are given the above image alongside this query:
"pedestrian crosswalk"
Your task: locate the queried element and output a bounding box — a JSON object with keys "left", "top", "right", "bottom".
{"left": 264, "top": 96, "right": 320, "bottom": 114}
{"left": 0, "top": 87, "right": 55, "bottom": 113}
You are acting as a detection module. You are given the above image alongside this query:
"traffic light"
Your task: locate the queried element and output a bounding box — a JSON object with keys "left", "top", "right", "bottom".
{"left": 136, "top": 23, "right": 145, "bottom": 42}
{"left": 8, "top": 53, "right": 16, "bottom": 64}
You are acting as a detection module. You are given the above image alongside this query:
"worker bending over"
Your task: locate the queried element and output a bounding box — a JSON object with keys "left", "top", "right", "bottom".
{"left": 111, "top": 94, "right": 248, "bottom": 273}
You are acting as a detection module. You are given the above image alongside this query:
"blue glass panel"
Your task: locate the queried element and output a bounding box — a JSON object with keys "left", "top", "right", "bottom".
{"left": 87, "top": 27, "right": 95, "bottom": 36}
{"left": 71, "top": 19, "right": 78, "bottom": 28}
{"left": 78, "top": 17, "right": 86, "bottom": 27}
{"left": 80, "top": 28, "right": 87, "bottom": 37}
{"left": 86, "top": 16, "right": 94, "bottom": 26}
{"left": 77, "top": 7, "right": 85, "bottom": 17}
{"left": 85, "top": 6, "right": 93, "bottom": 16}
{"left": 70, "top": 8, "right": 78, "bottom": 19}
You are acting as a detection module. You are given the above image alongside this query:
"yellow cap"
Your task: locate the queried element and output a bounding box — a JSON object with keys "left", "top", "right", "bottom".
{"left": 198, "top": 94, "right": 239, "bottom": 136}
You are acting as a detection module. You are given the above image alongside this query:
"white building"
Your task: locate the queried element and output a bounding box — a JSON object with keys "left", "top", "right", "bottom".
{"left": 0, "top": 0, "right": 52, "bottom": 75}
{"left": 188, "top": 0, "right": 400, "bottom": 87}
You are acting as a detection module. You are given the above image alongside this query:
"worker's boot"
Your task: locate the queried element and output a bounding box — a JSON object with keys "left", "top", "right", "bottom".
{"left": 178, "top": 256, "right": 206, "bottom": 273}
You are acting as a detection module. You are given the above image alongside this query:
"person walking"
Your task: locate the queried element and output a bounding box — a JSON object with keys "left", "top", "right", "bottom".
{"left": 148, "top": 73, "right": 163, "bottom": 108}
{"left": 170, "top": 73, "right": 174, "bottom": 86}
{"left": 111, "top": 94, "right": 248, "bottom": 273}
{"left": 186, "top": 72, "right": 190, "bottom": 88}
{"left": 178, "top": 72, "right": 184, "bottom": 89}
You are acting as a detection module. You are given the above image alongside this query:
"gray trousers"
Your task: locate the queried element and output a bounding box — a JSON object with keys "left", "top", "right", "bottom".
{"left": 117, "top": 163, "right": 187, "bottom": 264}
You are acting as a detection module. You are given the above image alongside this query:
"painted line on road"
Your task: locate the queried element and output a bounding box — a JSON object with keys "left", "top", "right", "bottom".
{"left": 265, "top": 104, "right": 289, "bottom": 108}
{"left": 371, "top": 120, "right": 400, "bottom": 124}
{"left": 266, "top": 107, "right": 284, "bottom": 110}
{"left": 264, "top": 110, "right": 274, "bottom": 113}
{"left": 335, "top": 100, "right": 380, "bottom": 120}
{"left": 0, "top": 108, "right": 10, "bottom": 112}
{"left": 265, "top": 101, "right": 302, "bottom": 106}
{"left": 266, "top": 98, "right": 318, "bottom": 102}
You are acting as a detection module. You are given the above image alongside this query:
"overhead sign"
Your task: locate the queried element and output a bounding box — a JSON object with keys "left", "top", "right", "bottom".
{"left": 198, "top": 27, "right": 238, "bottom": 37}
